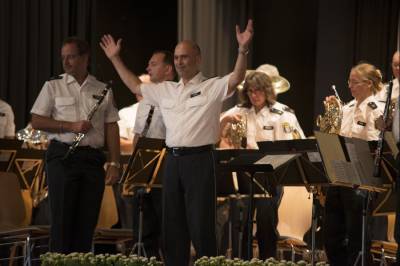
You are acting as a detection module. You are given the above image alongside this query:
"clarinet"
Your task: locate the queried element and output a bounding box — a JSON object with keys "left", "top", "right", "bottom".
{"left": 63, "top": 82, "right": 111, "bottom": 160}
{"left": 373, "top": 79, "right": 394, "bottom": 177}
{"left": 119, "top": 105, "right": 155, "bottom": 185}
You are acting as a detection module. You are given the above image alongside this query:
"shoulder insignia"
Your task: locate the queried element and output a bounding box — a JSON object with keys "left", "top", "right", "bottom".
{"left": 0, "top": 112, "right": 5, "bottom": 117}
{"left": 48, "top": 75, "right": 62, "bottom": 81}
{"left": 367, "top": 102, "right": 377, "bottom": 110}
{"left": 357, "top": 121, "right": 366, "bottom": 127}
{"left": 283, "top": 106, "right": 295, "bottom": 114}
{"left": 263, "top": 125, "right": 274, "bottom": 130}
{"left": 270, "top": 108, "right": 283, "bottom": 115}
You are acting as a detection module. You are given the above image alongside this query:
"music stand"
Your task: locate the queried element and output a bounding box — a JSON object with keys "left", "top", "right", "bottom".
{"left": 119, "top": 137, "right": 165, "bottom": 257}
{"left": 0, "top": 139, "right": 23, "bottom": 172}
{"left": 371, "top": 132, "right": 398, "bottom": 216}
{"left": 214, "top": 149, "right": 295, "bottom": 260}
{"left": 314, "top": 131, "right": 392, "bottom": 266}
{"left": 257, "top": 138, "right": 331, "bottom": 264}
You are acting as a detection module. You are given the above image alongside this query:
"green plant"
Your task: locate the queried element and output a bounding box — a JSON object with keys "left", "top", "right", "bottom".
{"left": 40, "top": 252, "right": 162, "bottom": 266}
{"left": 194, "top": 256, "right": 329, "bottom": 266}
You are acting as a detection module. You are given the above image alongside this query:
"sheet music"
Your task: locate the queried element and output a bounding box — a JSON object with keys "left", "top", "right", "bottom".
{"left": 255, "top": 154, "right": 298, "bottom": 169}
{"left": 307, "top": 151, "right": 322, "bottom": 162}
{"left": 331, "top": 160, "right": 361, "bottom": 185}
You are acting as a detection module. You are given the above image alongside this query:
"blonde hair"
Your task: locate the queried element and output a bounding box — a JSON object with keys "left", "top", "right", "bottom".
{"left": 239, "top": 71, "right": 276, "bottom": 108}
{"left": 351, "top": 63, "right": 384, "bottom": 94}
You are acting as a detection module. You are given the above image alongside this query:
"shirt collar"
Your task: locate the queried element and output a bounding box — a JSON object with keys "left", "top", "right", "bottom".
{"left": 178, "top": 72, "right": 205, "bottom": 86}
{"left": 65, "top": 73, "right": 95, "bottom": 87}
{"left": 250, "top": 105, "right": 269, "bottom": 117}
{"left": 356, "top": 95, "right": 375, "bottom": 111}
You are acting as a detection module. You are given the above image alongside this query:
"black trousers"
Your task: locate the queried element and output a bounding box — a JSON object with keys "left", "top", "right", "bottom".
{"left": 324, "top": 186, "right": 371, "bottom": 266}
{"left": 162, "top": 150, "right": 217, "bottom": 266}
{"left": 132, "top": 187, "right": 162, "bottom": 258}
{"left": 239, "top": 190, "right": 282, "bottom": 260}
{"left": 45, "top": 141, "right": 106, "bottom": 254}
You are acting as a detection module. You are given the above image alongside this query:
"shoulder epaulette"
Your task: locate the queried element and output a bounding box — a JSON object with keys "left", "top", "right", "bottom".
{"left": 283, "top": 106, "right": 295, "bottom": 114}
{"left": 48, "top": 75, "right": 62, "bottom": 81}
{"left": 367, "top": 102, "right": 377, "bottom": 110}
{"left": 270, "top": 108, "right": 283, "bottom": 115}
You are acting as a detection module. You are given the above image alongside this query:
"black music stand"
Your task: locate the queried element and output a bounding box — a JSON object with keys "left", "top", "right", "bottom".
{"left": 257, "top": 138, "right": 330, "bottom": 265}
{"left": 214, "top": 149, "right": 298, "bottom": 260}
{"left": 314, "top": 131, "right": 392, "bottom": 266}
{"left": 120, "top": 137, "right": 165, "bottom": 257}
{"left": 0, "top": 139, "right": 23, "bottom": 172}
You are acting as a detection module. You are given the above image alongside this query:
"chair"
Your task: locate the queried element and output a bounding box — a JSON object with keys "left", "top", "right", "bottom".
{"left": 0, "top": 171, "right": 49, "bottom": 266}
{"left": 94, "top": 185, "right": 133, "bottom": 254}
{"left": 370, "top": 214, "right": 397, "bottom": 265}
{"left": 96, "top": 185, "right": 119, "bottom": 229}
{"left": 276, "top": 186, "right": 313, "bottom": 261}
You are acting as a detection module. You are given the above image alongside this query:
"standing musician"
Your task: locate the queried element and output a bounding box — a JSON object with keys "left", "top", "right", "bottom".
{"left": 31, "top": 37, "right": 120, "bottom": 253}
{"left": 219, "top": 70, "right": 305, "bottom": 259}
{"left": 100, "top": 38, "right": 176, "bottom": 257}
{"left": 323, "top": 63, "right": 385, "bottom": 265}
{"left": 375, "top": 51, "right": 399, "bottom": 102}
{"left": 100, "top": 19, "right": 253, "bottom": 266}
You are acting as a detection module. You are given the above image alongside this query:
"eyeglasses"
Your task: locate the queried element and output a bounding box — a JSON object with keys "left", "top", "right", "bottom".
{"left": 347, "top": 79, "right": 366, "bottom": 86}
{"left": 246, "top": 88, "right": 264, "bottom": 96}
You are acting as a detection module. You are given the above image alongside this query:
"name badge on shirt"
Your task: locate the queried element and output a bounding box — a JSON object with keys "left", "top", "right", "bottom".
{"left": 190, "top": 91, "right": 201, "bottom": 98}
{"left": 0, "top": 112, "right": 5, "bottom": 117}
{"left": 357, "top": 121, "right": 366, "bottom": 127}
{"left": 263, "top": 125, "right": 274, "bottom": 130}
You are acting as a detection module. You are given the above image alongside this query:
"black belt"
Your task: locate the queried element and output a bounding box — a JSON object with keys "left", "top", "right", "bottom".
{"left": 50, "top": 140, "right": 99, "bottom": 151}
{"left": 166, "top": 144, "right": 213, "bottom": 157}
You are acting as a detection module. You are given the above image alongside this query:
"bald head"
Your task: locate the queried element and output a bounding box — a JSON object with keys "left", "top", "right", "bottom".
{"left": 392, "top": 50, "right": 399, "bottom": 79}
{"left": 174, "top": 40, "right": 202, "bottom": 83}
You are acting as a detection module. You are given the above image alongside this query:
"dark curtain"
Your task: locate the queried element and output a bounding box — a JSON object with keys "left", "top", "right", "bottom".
{"left": 0, "top": 0, "right": 95, "bottom": 130}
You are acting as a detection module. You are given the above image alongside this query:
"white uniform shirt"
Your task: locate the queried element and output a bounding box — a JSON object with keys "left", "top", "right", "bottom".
{"left": 118, "top": 103, "right": 139, "bottom": 140}
{"left": 221, "top": 101, "right": 305, "bottom": 149}
{"left": 0, "top": 99, "right": 15, "bottom": 138}
{"left": 375, "top": 79, "right": 399, "bottom": 102}
{"left": 340, "top": 95, "right": 384, "bottom": 141}
{"left": 393, "top": 93, "right": 399, "bottom": 143}
{"left": 31, "top": 73, "right": 119, "bottom": 148}
{"left": 140, "top": 72, "right": 232, "bottom": 147}
{"left": 133, "top": 99, "right": 166, "bottom": 139}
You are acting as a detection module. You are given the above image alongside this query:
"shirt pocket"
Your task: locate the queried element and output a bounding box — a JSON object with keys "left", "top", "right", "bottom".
{"left": 55, "top": 97, "right": 76, "bottom": 121}
{"left": 186, "top": 95, "right": 207, "bottom": 108}
{"left": 161, "top": 99, "right": 176, "bottom": 110}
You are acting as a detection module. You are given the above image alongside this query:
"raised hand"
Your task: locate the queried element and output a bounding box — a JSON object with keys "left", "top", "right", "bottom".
{"left": 236, "top": 19, "right": 254, "bottom": 50}
{"left": 100, "top": 34, "right": 122, "bottom": 59}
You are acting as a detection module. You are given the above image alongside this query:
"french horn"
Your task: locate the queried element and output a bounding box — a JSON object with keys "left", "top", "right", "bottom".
{"left": 316, "top": 85, "right": 343, "bottom": 134}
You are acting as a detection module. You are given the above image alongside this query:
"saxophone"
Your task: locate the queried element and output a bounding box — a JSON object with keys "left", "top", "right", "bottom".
{"left": 316, "top": 85, "right": 343, "bottom": 134}
{"left": 63, "top": 82, "right": 111, "bottom": 160}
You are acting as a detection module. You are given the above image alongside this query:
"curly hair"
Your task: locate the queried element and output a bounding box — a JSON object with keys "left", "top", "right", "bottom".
{"left": 239, "top": 71, "right": 276, "bottom": 108}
